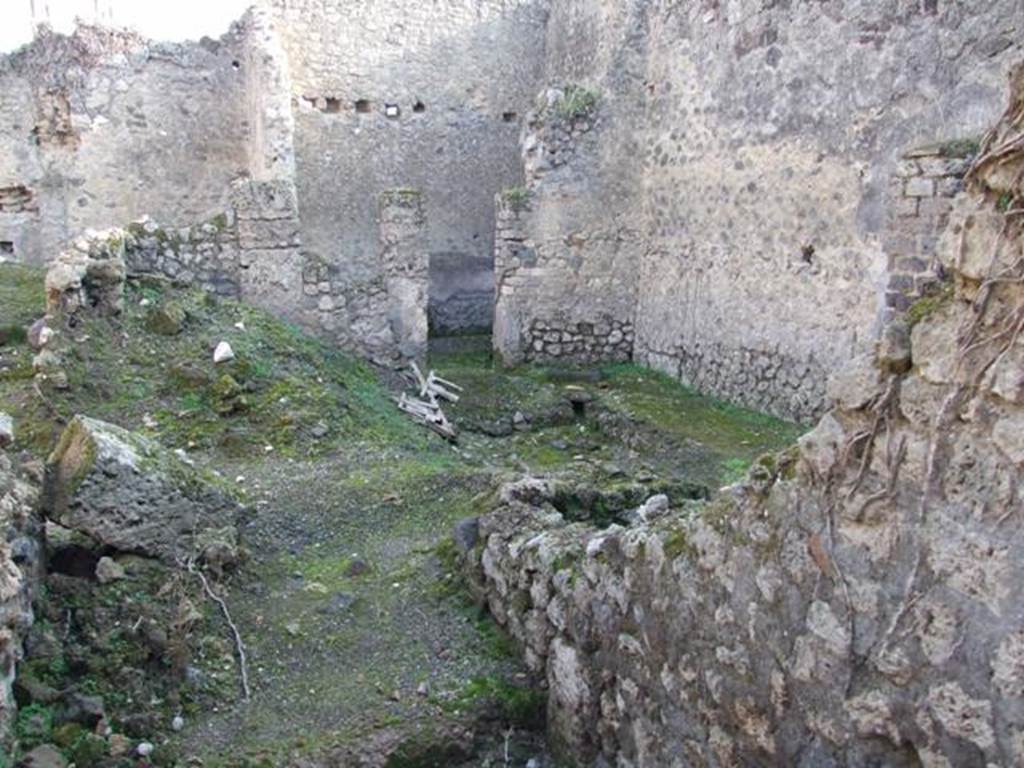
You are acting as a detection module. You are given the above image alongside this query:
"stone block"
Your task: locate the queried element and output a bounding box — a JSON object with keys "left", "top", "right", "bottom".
{"left": 44, "top": 416, "right": 241, "bottom": 565}
{"left": 905, "top": 177, "right": 935, "bottom": 198}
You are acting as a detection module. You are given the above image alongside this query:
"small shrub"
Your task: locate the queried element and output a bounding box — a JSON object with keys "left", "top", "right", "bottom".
{"left": 502, "top": 186, "right": 531, "bottom": 211}
{"left": 555, "top": 85, "right": 599, "bottom": 120}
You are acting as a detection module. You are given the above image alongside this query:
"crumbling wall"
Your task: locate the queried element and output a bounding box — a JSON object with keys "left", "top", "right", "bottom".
{"left": 266, "top": 0, "right": 548, "bottom": 340}
{"left": 0, "top": 23, "right": 250, "bottom": 265}
{"left": 492, "top": 90, "right": 639, "bottom": 366}
{"left": 467, "top": 72, "right": 1024, "bottom": 765}
{"left": 882, "top": 143, "right": 971, "bottom": 320}
{"left": 493, "top": 0, "right": 651, "bottom": 365}
{"left": 0, "top": 430, "right": 41, "bottom": 747}
{"left": 503, "top": 0, "right": 1020, "bottom": 420}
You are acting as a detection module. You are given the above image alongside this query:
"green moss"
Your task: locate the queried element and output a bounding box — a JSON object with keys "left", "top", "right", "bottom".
{"left": 16, "top": 703, "right": 54, "bottom": 748}
{"left": 938, "top": 137, "right": 981, "bottom": 158}
{"left": 0, "top": 262, "right": 45, "bottom": 330}
{"left": 906, "top": 280, "right": 954, "bottom": 328}
{"left": 554, "top": 85, "right": 599, "bottom": 120}
{"left": 449, "top": 676, "right": 546, "bottom": 730}
{"left": 662, "top": 525, "right": 696, "bottom": 561}
{"left": 720, "top": 457, "right": 751, "bottom": 485}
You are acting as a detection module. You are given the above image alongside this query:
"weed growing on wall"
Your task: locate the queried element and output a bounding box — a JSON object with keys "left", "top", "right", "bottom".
{"left": 555, "top": 85, "right": 599, "bottom": 120}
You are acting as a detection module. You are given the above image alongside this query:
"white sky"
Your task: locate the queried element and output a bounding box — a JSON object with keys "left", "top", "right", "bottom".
{"left": 1, "top": 0, "right": 254, "bottom": 53}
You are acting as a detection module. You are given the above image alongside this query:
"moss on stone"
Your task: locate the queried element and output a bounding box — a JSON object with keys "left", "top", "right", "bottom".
{"left": 662, "top": 525, "right": 696, "bottom": 561}
{"left": 906, "top": 280, "right": 955, "bottom": 328}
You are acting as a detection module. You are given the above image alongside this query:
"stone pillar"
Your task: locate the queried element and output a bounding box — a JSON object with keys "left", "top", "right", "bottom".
{"left": 231, "top": 178, "right": 305, "bottom": 324}
{"left": 378, "top": 190, "right": 429, "bottom": 361}
{"left": 493, "top": 191, "right": 533, "bottom": 366}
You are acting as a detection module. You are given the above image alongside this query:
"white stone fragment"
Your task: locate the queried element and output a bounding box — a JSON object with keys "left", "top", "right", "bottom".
{"left": 213, "top": 341, "right": 235, "bottom": 363}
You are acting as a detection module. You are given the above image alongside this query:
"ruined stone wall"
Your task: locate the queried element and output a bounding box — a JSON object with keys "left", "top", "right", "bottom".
{"left": 492, "top": 94, "right": 639, "bottom": 366}
{"left": 882, "top": 144, "right": 971, "bottom": 320}
{"left": 633, "top": 0, "right": 1022, "bottom": 422}
{"left": 492, "top": 0, "right": 650, "bottom": 366}
{"left": 467, "top": 76, "right": 1024, "bottom": 766}
{"left": 266, "top": 0, "right": 549, "bottom": 340}
{"left": 0, "top": 23, "right": 251, "bottom": 266}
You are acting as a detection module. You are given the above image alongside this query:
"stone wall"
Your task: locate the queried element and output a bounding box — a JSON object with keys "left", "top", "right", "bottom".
{"left": 492, "top": 86, "right": 642, "bottom": 366}
{"left": 503, "top": 0, "right": 1020, "bottom": 421}
{"left": 466, "top": 78, "right": 1024, "bottom": 765}
{"left": 266, "top": 0, "right": 549, "bottom": 339}
{"left": 634, "top": 1, "right": 1021, "bottom": 423}
{"left": 882, "top": 144, "right": 971, "bottom": 319}
{"left": 379, "top": 190, "right": 430, "bottom": 362}
{"left": 0, "top": 23, "right": 250, "bottom": 266}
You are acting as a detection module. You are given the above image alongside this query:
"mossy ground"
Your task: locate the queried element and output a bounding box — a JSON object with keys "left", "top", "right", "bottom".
{"left": 0, "top": 267, "right": 803, "bottom": 765}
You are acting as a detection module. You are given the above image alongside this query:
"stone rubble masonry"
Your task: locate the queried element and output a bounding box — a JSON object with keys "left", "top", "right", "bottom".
{"left": 882, "top": 146, "right": 971, "bottom": 318}
{"left": 529, "top": 0, "right": 1022, "bottom": 424}
{"left": 466, "top": 75, "right": 1024, "bottom": 765}
{"left": 0, "top": 22, "right": 250, "bottom": 266}
{"left": 125, "top": 217, "right": 240, "bottom": 300}
{"left": 0, "top": 434, "right": 42, "bottom": 746}
{"left": 231, "top": 178, "right": 306, "bottom": 326}
{"left": 494, "top": 87, "right": 641, "bottom": 366}
{"left": 4, "top": 2, "right": 1023, "bottom": 397}
{"left": 44, "top": 229, "right": 127, "bottom": 321}
{"left": 267, "top": 0, "right": 548, "bottom": 339}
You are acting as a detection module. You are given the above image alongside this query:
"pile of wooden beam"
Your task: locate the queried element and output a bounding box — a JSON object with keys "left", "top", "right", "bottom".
{"left": 396, "top": 362, "right": 462, "bottom": 441}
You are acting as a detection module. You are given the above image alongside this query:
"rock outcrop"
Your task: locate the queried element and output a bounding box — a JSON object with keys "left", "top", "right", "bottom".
{"left": 467, "top": 69, "right": 1024, "bottom": 767}
{"left": 44, "top": 416, "right": 241, "bottom": 566}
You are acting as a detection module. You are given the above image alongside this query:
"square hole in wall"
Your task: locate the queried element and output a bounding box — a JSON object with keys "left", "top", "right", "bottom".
{"left": 502, "top": 111, "right": 518, "bottom": 123}
{"left": 355, "top": 99, "right": 373, "bottom": 114}
{"left": 385, "top": 104, "right": 401, "bottom": 119}
{"left": 324, "top": 97, "right": 342, "bottom": 114}
{"left": 0, "top": 241, "right": 14, "bottom": 257}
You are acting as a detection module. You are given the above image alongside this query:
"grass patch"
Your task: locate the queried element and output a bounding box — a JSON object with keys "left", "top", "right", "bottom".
{"left": 554, "top": 85, "right": 599, "bottom": 121}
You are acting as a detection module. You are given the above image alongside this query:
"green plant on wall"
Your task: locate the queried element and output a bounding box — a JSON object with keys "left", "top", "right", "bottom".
{"left": 502, "top": 186, "right": 531, "bottom": 211}
{"left": 555, "top": 85, "right": 599, "bottom": 120}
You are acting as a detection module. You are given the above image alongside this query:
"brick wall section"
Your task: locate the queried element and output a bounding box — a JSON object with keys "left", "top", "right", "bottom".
{"left": 883, "top": 147, "right": 971, "bottom": 317}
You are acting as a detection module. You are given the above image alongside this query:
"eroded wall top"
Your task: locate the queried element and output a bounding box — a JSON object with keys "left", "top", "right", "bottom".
{"left": 0, "top": 22, "right": 251, "bottom": 264}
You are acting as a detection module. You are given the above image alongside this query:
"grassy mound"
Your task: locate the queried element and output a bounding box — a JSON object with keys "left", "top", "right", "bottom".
{"left": 0, "top": 265, "right": 420, "bottom": 460}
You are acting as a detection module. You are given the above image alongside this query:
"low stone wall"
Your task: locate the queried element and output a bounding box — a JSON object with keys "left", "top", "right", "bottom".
{"left": 466, "top": 87, "right": 1024, "bottom": 766}
{"left": 524, "top": 317, "right": 632, "bottom": 364}
{"left": 125, "top": 216, "right": 240, "bottom": 299}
